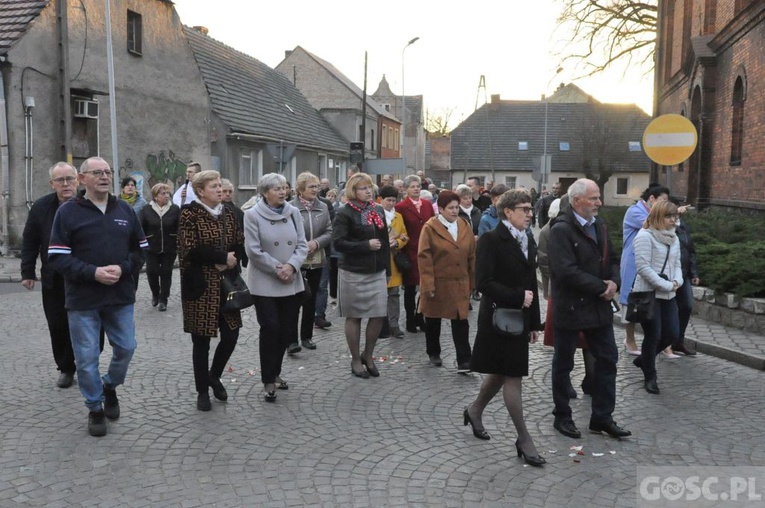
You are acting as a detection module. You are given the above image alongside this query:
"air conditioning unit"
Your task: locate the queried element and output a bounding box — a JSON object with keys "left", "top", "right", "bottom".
{"left": 73, "top": 99, "right": 99, "bottom": 119}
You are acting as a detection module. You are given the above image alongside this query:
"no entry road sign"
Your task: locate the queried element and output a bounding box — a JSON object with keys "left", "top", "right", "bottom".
{"left": 642, "top": 114, "right": 698, "bottom": 166}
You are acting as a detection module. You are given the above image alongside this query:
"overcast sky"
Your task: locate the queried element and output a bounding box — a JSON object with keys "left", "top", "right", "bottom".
{"left": 173, "top": 0, "right": 654, "bottom": 126}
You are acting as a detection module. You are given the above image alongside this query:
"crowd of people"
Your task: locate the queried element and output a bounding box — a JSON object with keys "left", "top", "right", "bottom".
{"left": 21, "top": 159, "right": 700, "bottom": 468}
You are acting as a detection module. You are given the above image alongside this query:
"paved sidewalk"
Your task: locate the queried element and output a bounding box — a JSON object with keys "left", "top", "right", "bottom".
{"left": 0, "top": 266, "right": 764, "bottom": 506}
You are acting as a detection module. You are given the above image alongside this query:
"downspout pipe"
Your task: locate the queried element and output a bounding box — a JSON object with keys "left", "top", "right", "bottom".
{"left": 0, "top": 68, "right": 10, "bottom": 255}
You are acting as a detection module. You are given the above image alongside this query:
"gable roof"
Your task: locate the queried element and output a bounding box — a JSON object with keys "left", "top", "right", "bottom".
{"left": 451, "top": 99, "right": 651, "bottom": 174}
{"left": 0, "top": 0, "right": 49, "bottom": 56}
{"left": 183, "top": 27, "right": 349, "bottom": 154}
{"left": 286, "top": 46, "right": 394, "bottom": 120}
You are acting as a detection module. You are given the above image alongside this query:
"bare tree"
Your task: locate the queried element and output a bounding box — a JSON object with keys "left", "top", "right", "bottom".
{"left": 555, "top": 0, "right": 658, "bottom": 77}
{"left": 425, "top": 107, "right": 455, "bottom": 136}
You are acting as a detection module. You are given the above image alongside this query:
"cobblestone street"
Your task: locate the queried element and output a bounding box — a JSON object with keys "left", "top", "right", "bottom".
{"left": 1, "top": 272, "right": 764, "bottom": 507}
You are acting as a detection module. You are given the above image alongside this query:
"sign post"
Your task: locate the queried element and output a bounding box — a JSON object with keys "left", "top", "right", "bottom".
{"left": 642, "top": 114, "right": 698, "bottom": 166}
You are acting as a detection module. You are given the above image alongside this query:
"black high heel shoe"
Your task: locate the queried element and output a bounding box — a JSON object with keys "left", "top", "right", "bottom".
{"left": 351, "top": 364, "right": 370, "bottom": 379}
{"left": 515, "top": 440, "right": 546, "bottom": 467}
{"left": 463, "top": 408, "right": 490, "bottom": 440}
{"left": 361, "top": 357, "right": 380, "bottom": 377}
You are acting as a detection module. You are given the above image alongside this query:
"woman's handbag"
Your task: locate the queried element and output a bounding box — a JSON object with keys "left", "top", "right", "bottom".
{"left": 393, "top": 250, "right": 411, "bottom": 272}
{"left": 299, "top": 269, "right": 312, "bottom": 303}
{"left": 220, "top": 269, "right": 252, "bottom": 313}
{"left": 218, "top": 211, "right": 252, "bottom": 313}
{"left": 625, "top": 244, "right": 670, "bottom": 323}
{"left": 491, "top": 305, "right": 526, "bottom": 338}
{"left": 625, "top": 291, "right": 655, "bottom": 322}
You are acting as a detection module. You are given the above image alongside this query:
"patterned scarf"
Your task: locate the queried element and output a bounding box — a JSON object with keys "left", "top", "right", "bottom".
{"left": 298, "top": 195, "right": 315, "bottom": 212}
{"left": 348, "top": 200, "right": 384, "bottom": 230}
{"left": 265, "top": 202, "right": 285, "bottom": 214}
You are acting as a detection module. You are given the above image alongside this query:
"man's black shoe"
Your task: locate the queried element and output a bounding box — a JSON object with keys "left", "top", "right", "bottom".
{"left": 553, "top": 419, "right": 581, "bottom": 439}
{"left": 589, "top": 420, "right": 632, "bottom": 438}
{"left": 287, "top": 343, "right": 302, "bottom": 355}
{"left": 57, "top": 371, "right": 74, "bottom": 388}
{"left": 151, "top": 296, "right": 159, "bottom": 307}
{"left": 158, "top": 302, "right": 167, "bottom": 312}
{"left": 314, "top": 317, "right": 332, "bottom": 329}
{"left": 88, "top": 410, "right": 107, "bottom": 437}
{"left": 429, "top": 355, "right": 443, "bottom": 367}
{"left": 103, "top": 386, "right": 120, "bottom": 420}
{"left": 301, "top": 339, "right": 317, "bottom": 350}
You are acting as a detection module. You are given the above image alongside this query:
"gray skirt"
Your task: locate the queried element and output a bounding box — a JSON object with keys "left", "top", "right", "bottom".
{"left": 338, "top": 269, "right": 387, "bottom": 318}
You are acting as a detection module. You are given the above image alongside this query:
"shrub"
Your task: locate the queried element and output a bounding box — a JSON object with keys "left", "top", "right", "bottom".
{"left": 596, "top": 205, "right": 765, "bottom": 298}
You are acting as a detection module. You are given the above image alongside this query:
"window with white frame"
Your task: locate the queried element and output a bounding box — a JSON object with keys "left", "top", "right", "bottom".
{"left": 518, "top": 141, "right": 528, "bottom": 151}
{"left": 382, "top": 125, "right": 387, "bottom": 148}
{"left": 239, "top": 148, "right": 263, "bottom": 187}
{"left": 559, "top": 142, "right": 570, "bottom": 151}
{"left": 616, "top": 177, "right": 629, "bottom": 195}
{"left": 628, "top": 141, "right": 642, "bottom": 152}
{"left": 504, "top": 176, "right": 517, "bottom": 188}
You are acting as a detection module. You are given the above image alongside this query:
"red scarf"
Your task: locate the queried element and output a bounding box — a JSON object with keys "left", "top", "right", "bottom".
{"left": 348, "top": 200, "right": 384, "bottom": 230}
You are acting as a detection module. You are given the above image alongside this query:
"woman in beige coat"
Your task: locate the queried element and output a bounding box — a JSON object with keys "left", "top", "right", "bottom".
{"left": 418, "top": 190, "right": 476, "bottom": 372}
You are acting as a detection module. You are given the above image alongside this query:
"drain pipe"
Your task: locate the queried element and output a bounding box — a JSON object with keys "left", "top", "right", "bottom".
{"left": 26, "top": 97, "right": 34, "bottom": 208}
{"left": 0, "top": 72, "right": 10, "bottom": 255}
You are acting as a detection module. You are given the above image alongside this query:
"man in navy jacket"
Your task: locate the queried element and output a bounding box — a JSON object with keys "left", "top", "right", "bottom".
{"left": 48, "top": 157, "right": 147, "bottom": 437}
{"left": 548, "top": 179, "right": 631, "bottom": 440}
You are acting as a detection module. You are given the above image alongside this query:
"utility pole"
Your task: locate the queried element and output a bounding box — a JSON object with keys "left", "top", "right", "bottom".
{"left": 56, "top": 0, "right": 72, "bottom": 164}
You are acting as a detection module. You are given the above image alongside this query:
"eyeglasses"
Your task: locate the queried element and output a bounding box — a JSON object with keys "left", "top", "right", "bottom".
{"left": 83, "top": 169, "right": 113, "bottom": 178}
{"left": 52, "top": 176, "right": 77, "bottom": 184}
{"left": 513, "top": 206, "right": 534, "bottom": 214}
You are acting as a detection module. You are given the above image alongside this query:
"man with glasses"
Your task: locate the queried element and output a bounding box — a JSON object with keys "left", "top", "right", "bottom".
{"left": 548, "top": 179, "right": 631, "bottom": 441}
{"left": 173, "top": 162, "right": 201, "bottom": 207}
{"left": 48, "top": 157, "right": 148, "bottom": 437}
{"left": 21, "top": 162, "right": 80, "bottom": 388}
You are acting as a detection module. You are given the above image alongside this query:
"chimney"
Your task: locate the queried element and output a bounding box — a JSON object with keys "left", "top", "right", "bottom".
{"left": 285, "top": 50, "right": 293, "bottom": 58}
{"left": 192, "top": 26, "right": 208, "bottom": 35}
{"left": 491, "top": 94, "right": 501, "bottom": 103}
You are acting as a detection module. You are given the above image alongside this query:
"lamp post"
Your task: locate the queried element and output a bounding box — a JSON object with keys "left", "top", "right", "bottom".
{"left": 541, "top": 67, "right": 563, "bottom": 192}
{"left": 401, "top": 36, "right": 419, "bottom": 174}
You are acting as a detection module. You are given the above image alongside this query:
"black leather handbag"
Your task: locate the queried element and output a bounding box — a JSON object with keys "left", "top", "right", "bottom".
{"left": 492, "top": 305, "right": 526, "bottom": 338}
{"left": 625, "top": 291, "right": 655, "bottom": 322}
{"left": 393, "top": 251, "right": 411, "bottom": 272}
{"left": 220, "top": 269, "right": 252, "bottom": 313}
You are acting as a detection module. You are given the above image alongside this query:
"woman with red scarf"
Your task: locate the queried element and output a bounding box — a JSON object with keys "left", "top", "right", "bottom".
{"left": 332, "top": 173, "right": 390, "bottom": 378}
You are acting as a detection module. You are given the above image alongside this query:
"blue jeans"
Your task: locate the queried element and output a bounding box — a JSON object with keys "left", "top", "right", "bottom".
{"left": 68, "top": 305, "right": 137, "bottom": 411}
{"left": 639, "top": 298, "right": 679, "bottom": 379}
{"left": 675, "top": 278, "right": 694, "bottom": 344}
{"left": 314, "top": 262, "right": 330, "bottom": 319}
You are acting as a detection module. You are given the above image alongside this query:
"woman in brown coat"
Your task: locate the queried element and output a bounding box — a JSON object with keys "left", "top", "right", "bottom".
{"left": 178, "top": 170, "right": 245, "bottom": 412}
{"left": 417, "top": 190, "right": 476, "bottom": 372}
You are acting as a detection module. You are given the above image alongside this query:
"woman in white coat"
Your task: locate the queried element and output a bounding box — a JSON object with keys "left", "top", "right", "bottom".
{"left": 244, "top": 173, "right": 308, "bottom": 402}
{"left": 631, "top": 200, "right": 683, "bottom": 395}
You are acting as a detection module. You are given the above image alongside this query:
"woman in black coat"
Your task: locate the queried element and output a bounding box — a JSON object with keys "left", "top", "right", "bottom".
{"left": 139, "top": 183, "right": 180, "bottom": 310}
{"left": 464, "top": 189, "right": 545, "bottom": 467}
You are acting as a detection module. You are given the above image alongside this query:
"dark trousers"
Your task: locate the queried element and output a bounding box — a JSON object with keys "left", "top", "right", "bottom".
{"left": 404, "top": 285, "right": 424, "bottom": 326}
{"left": 299, "top": 267, "right": 323, "bottom": 341}
{"left": 675, "top": 279, "right": 694, "bottom": 344}
{"left": 329, "top": 257, "right": 339, "bottom": 299}
{"left": 146, "top": 251, "right": 176, "bottom": 302}
{"left": 425, "top": 317, "right": 471, "bottom": 365}
{"left": 552, "top": 324, "right": 618, "bottom": 425}
{"left": 41, "top": 277, "right": 76, "bottom": 373}
{"left": 639, "top": 298, "right": 680, "bottom": 379}
{"left": 253, "top": 294, "right": 300, "bottom": 384}
{"left": 191, "top": 313, "right": 239, "bottom": 394}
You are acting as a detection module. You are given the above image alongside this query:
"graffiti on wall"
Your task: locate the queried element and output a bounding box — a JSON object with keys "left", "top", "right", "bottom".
{"left": 119, "top": 150, "right": 189, "bottom": 196}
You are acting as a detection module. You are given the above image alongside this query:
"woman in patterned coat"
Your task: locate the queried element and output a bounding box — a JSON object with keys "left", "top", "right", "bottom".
{"left": 178, "top": 170, "right": 245, "bottom": 412}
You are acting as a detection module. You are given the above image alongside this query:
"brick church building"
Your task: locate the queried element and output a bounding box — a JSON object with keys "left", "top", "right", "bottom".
{"left": 655, "top": 0, "right": 764, "bottom": 211}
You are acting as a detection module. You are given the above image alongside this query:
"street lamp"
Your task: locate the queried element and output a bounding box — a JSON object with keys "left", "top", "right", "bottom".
{"left": 541, "top": 67, "right": 563, "bottom": 192}
{"left": 401, "top": 36, "right": 419, "bottom": 173}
